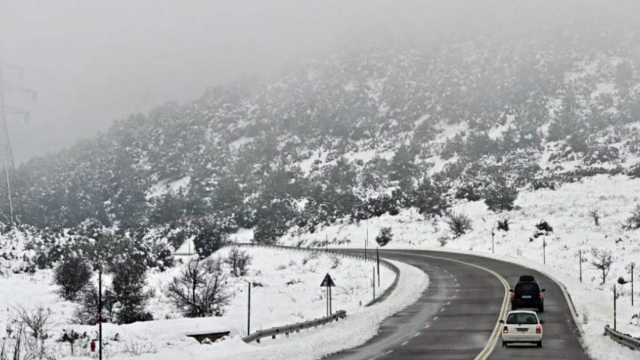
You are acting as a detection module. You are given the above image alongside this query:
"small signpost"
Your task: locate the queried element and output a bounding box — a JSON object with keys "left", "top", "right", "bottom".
{"left": 321, "top": 273, "right": 336, "bottom": 316}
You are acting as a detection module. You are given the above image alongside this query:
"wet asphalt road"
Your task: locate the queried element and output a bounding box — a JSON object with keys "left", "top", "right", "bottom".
{"left": 327, "top": 249, "right": 590, "bottom": 360}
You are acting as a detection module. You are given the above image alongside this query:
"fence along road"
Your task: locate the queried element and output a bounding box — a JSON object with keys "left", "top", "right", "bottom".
{"left": 328, "top": 249, "right": 591, "bottom": 360}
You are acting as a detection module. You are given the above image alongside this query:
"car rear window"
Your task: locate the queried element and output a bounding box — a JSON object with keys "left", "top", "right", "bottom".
{"left": 515, "top": 283, "right": 540, "bottom": 295}
{"left": 506, "top": 313, "right": 538, "bottom": 325}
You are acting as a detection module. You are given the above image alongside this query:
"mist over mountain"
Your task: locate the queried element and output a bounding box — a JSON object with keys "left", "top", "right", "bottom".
{"left": 2, "top": 1, "right": 640, "bottom": 249}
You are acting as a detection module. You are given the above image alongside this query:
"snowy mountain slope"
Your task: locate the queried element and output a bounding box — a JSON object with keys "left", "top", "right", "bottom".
{"left": 5, "top": 4, "right": 640, "bottom": 242}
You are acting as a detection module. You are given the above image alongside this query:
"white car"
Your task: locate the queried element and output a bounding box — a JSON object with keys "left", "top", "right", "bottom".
{"left": 500, "top": 310, "right": 544, "bottom": 347}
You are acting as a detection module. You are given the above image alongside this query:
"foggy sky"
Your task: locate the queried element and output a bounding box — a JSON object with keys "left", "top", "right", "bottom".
{"left": 0, "top": 0, "right": 635, "bottom": 164}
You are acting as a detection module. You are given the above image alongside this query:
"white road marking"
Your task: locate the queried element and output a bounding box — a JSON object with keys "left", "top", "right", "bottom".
{"left": 433, "top": 316, "right": 438, "bottom": 320}
{"left": 440, "top": 308, "right": 445, "bottom": 312}
{"left": 424, "top": 324, "right": 430, "bottom": 329}
{"left": 447, "top": 301, "right": 451, "bottom": 305}
{"left": 401, "top": 341, "right": 408, "bottom": 346}
{"left": 413, "top": 332, "right": 421, "bottom": 338}
{"left": 386, "top": 350, "right": 394, "bottom": 355}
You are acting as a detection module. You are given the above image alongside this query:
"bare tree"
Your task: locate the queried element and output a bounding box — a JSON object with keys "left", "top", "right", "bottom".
{"left": 588, "top": 208, "right": 601, "bottom": 226}
{"left": 165, "top": 258, "right": 230, "bottom": 317}
{"left": 11, "top": 306, "right": 55, "bottom": 360}
{"left": 224, "top": 247, "right": 252, "bottom": 277}
{"left": 591, "top": 248, "right": 613, "bottom": 285}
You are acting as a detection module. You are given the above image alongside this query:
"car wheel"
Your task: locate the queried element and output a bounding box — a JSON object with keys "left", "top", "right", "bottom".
{"left": 537, "top": 341, "right": 542, "bottom": 348}
{"left": 502, "top": 341, "right": 508, "bottom": 348}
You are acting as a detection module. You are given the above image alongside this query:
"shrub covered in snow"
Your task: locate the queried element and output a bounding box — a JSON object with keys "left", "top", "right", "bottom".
{"left": 375, "top": 227, "right": 393, "bottom": 247}
{"left": 446, "top": 212, "right": 473, "bottom": 238}
{"left": 224, "top": 247, "right": 252, "bottom": 277}
{"left": 623, "top": 205, "right": 640, "bottom": 230}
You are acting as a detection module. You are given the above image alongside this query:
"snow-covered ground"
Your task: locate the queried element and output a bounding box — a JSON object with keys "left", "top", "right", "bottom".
{"left": 0, "top": 244, "right": 421, "bottom": 360}
{"left": 281, "top": 174, "right": 640, "bottom": 359}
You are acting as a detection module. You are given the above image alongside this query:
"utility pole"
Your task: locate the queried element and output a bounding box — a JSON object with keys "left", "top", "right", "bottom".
{"left": 0, "top": 62, "right": 36, "bottom": 224}
{"left": 543, "top": 237, "right": 547, "bottom": 265}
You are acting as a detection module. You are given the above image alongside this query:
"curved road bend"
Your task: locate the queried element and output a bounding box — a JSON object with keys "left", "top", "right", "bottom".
{"left": 327, "top": 249, "right": 590, "bottom": 360}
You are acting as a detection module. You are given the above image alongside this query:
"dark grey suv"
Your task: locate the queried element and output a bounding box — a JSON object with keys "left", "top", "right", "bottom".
{"left": 510, "top": 275, "right": 545, "bottom": 312}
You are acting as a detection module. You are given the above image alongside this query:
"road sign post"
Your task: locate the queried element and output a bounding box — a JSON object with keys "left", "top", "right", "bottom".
{"left": 321, "top": 273, "right": 335, "bottom": 316}
{"left": 247, "top": 281, "right": 251, "bottom": 336}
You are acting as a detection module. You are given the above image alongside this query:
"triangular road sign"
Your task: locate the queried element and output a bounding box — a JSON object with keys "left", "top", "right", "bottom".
{"left": 320, "top": 273, "right": 335, "bottom": 287}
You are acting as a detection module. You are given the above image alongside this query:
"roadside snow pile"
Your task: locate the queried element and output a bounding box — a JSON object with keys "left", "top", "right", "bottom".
{"left": 283, "top": 174, "right": 640, "bottom": 359}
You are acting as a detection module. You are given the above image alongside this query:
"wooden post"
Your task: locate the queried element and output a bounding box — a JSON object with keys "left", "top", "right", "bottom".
{"left": 579, "top": 249, "right": 582, "bottom": 283}
{"left": 377, "top": 247, "right": 380, "bottom": 287}
{"left": 365, "top": 228, "right": 368, "bottom": 261}
{"left": 372, "top": 266, "right": 376, "bottom": 301}
{"left": 614, "top": 283, "right": 617, "bottom": 331}
{"left": 247, "top": 282, "right": 251, "bottom": 335}
{"left": 491, "top": 230, "right": 495, "bottom": 254}
{"left": 632, "top": 263, "right": 635, "bottom": 307}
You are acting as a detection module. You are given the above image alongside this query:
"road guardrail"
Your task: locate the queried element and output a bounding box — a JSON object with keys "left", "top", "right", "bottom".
{"left": 604, "top": 325, "right": 640, "bottom": 350}
{"left": 242, "top": 310, "right": 347, "bottom": 343}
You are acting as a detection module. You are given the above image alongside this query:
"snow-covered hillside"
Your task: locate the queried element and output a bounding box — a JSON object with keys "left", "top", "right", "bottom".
{"left": 281, "top": 174, "right": 640, "bottom": 358}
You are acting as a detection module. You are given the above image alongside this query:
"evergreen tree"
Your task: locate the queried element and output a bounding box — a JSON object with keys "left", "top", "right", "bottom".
{"left": 111, "top": 258, "right": 152, "bottom": 324}
{"left": 484, "top": 175, "right": 518, "bottom": 212}
{"left": 412, "top": 177, "right": 450, "bottom": 218}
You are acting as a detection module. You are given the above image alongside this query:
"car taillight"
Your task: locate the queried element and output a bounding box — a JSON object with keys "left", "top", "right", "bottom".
{"left": 503, "top": 326, "right": 509, "bottom": 334}
{"left": 536, "top": 325, "right": 542, "bottom": 334}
